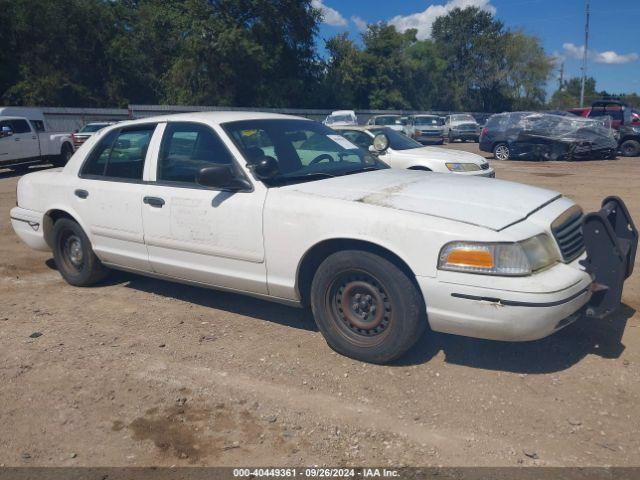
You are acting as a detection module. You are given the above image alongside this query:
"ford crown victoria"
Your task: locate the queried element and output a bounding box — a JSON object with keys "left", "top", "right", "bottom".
{"left": 10, "top": 112, "right": 637, "bottom": 363}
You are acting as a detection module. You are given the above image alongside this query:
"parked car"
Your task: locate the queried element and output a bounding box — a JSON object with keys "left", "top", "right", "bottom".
{"left": 11, "top": 112, "right": 637, "bottom": 364}
{"left": 323, "top": 110, "right": 358, "bottom": 127}
{"left": 0, "top": 107, "right": 74, "bottom": 172}
{"left": 618, "top": 124, "right": 640, "bottom": 157}
{"left": 71, "top": 122, "right": 118, "bottom": 150}
{"left": 569, "top": 100, "right": 640, "bottom": 130}
{"left": 404, "top": 115, "right": 445, "bottom": 144}
{"left": 365, "top": 115, "right": 404, "bottom": 132}
{"left": 444, "top": 114, "right": 480, "bottom": 142}
{"left": 333, "top": 125, "right": 494, "bottom": 177}
{"left": 480, "top": 112, "right": 618, "bottom": 161}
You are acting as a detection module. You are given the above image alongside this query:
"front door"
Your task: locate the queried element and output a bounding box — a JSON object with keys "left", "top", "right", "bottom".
{"left": 141, "top": 122, "right": 267, "bottom": 294}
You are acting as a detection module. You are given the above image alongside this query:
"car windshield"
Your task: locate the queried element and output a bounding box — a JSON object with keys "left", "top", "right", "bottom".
{"left": 224, "top": 119, "right": 387, "bottom": 186}
{"left": 80, "top": 124, "right": 109, "bottom": 133}
{"left": 414, "top": 116, "right": 443, "bottom": 126}
{"left": 369, "top": 128, "right": 423, "bottom": 151}
{"left": 374, "top": 116, "right": 400, "bottom": 126}
{"left": 327, "top": 115, "right": 354, "bottom": 124}
{"left": 451, "top": 114, "right": 476, "bottom": 123}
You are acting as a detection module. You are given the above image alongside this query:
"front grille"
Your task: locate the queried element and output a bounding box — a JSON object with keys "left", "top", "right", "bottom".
{"left": 552, "top": 207, "right": 585, "bottom": 262}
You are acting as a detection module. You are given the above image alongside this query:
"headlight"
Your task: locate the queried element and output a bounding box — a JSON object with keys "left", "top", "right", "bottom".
{"left": 446, "top": 162, "right": 481, "bottom": 172}
{"left": 438, "top": 234, "right": 559, "bottom": 276}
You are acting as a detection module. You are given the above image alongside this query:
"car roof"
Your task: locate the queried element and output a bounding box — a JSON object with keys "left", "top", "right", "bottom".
{"left": 330, "top": 110, "right": 356, "bottom": 116}
{"left": 102, "top": 111, "right": 309, "bottom": 129}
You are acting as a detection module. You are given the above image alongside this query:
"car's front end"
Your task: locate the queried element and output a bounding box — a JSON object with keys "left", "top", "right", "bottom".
{"left": 449, "top": 122, "right": 480, "bottom": 142}
{"left": 419, "top": 197, "right": 637, "bottom": 341}
{"left": 413, "top": 126, "right": 445, "bottom": 144}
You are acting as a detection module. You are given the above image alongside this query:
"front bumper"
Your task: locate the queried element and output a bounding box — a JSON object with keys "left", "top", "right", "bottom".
{"left": 419, "top": 197, "right": 637, "bottom": 342}
{"left": 450, "top": 130, "right": 479, "bottom": 140}
{"left": 414, "top": 131, "right": 444, "bottom": 143}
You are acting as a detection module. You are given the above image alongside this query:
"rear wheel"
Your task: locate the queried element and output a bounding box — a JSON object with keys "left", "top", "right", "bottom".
{"left": 310, "top": 250, "right": 426, "bottom": 364}
{"left": 52, "top": 218, "right": 109, "bottom": 286}
{"left": 620, "top": 139, "right": 640, "bottom": 157}
{"left": 54, "top": 143, "right": 73, "bottom": 167}
{"left": 493, "top": 143, "right": 510, "bottom": 160}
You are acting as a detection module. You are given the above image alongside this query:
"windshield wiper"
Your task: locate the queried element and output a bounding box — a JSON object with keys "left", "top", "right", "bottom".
{"left": 341, "top": 166, "right": 383, "bottom": 176}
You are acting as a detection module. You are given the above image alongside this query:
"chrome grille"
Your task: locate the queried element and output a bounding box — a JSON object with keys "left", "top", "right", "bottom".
{"left": 552, "top": 207, "right": 585, "bottom": 262}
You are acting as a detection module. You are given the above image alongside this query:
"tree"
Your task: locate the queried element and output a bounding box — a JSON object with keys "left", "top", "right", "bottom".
{"left": 549, "top": 77, "right": 598, "bottom": 109}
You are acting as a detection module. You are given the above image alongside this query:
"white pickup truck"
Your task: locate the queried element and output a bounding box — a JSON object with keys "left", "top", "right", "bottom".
{"left": 0, "top": 107, "right": 74, "bottom": 172}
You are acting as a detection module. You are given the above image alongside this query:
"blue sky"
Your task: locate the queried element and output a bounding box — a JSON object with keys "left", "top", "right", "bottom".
{"left": 312, "top": 0, "right": 640, "bottom": 96}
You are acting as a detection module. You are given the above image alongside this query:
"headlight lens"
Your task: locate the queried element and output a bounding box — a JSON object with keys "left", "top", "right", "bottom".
{"left": 438, "top": 234, "right": 559, "bottom": 276}
{"left": 445, "top": 162, "right": 481, "bottom": 172}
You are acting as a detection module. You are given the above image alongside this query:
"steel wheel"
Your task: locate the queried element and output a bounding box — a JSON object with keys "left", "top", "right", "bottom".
{"left": 60, "top": 231, "right": 84, "bottom": 273}
{"left": 327, "top": 270, "right": 393, "bottom": 347}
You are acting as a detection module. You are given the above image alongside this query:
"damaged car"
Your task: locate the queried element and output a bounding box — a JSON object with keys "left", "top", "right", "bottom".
{"left": 480, "top": 112, "right": 618, "bottom": 161}
{"left": 10, "top": 112, "right": 637, "bottom": 364}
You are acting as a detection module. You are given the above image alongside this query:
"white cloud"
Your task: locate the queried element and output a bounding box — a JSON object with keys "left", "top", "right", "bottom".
{"left": 389, "top": 0, "right": 496, "bottom": 40}
{"left": 351, "top": 15, "right": 368, "bottom": 32}
{"left": 563, "top": 43, "right": 638, "bottom": 65}
{"left": 594, "top": 50, "right": 639, "bottom": 65}
{"left": 563, "top": 42, "right": 586, "bottom": 59}
{"left": 311, "top": 0, "right": 348, "bottom": 27}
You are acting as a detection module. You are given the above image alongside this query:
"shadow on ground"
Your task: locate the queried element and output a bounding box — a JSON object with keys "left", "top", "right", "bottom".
{"left": 47, "top": 262, "right": 634, "bottom": 373}
{"left": 397, "top": 303, "right": 634, "bottom": 373}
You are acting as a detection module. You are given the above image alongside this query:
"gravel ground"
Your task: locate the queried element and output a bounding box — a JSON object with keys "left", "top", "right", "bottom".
{"left": 1, "top": 144, "right": 639, "bottom": 467}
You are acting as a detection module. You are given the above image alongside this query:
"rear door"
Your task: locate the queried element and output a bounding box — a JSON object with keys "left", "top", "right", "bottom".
{"left": 73, "top": 124, "right": 157, "bottom": 271}
{"left": 141, "top": 121, "right": 268, "bottom": 294}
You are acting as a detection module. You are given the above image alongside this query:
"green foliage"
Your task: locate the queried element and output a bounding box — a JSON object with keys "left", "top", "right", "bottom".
{"left": 3, "top": 1, "right": 627, "bottom": 112}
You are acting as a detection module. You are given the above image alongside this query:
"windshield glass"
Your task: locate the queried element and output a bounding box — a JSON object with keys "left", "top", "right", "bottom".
{"left": 224, "top": 119, "right": 387, "bottom": 186}
{"left": 80, "top": 123, "right": 109, "bottom": 133}
{"left": 414, "top": 116, "right": 443, "bottom": 126}
{"left": 369, "top": 128, "right": 423, "bottom": 151}
{"left": 451, "top": 114, "right": 476, "bottom": 123}
{"left": 374, "top": 116, "right": 400, "bottom": 126}
{"left": 327, "top": 115, "right": 355, "bottom": 124}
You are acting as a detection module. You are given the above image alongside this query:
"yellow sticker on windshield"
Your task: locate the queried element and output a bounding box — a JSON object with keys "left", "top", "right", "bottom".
{"left": 241, "top": 129, "right": 258, "bottom": 137}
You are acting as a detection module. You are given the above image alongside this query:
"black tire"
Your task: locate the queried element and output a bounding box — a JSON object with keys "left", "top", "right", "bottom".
{"left": 310, "top": 250, "right": 426, "bottom": 364}
{"left": 493, "top": 142, "right": 510, "bottom": 160}
{"left": 52, "top": 218, "right": 109, "bottom": 286}
{"left": 620, "top": 139, "right": 640, "bottom": 157}
{"left": 54, "top": 143, "right": 74, "bottom": 167}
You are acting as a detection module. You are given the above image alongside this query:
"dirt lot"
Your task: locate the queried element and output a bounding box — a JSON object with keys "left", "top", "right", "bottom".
{"left": 1, "top": 145, "right": 639, "bottom": 467}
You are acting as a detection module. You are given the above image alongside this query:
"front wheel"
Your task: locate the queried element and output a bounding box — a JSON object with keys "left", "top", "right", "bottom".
{"left": 493, "top": 143, "right": 510, "bottom": 160}
{"left": 52, "top": 218, "right": 109, "bottom": 286}
{"left": 310, "top": 251, "right": 426, "bottom": 364}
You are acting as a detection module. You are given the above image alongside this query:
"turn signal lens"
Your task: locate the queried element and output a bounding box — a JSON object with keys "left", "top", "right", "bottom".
{"left": 446, "top": 248, "right": 494, "bottom": 268}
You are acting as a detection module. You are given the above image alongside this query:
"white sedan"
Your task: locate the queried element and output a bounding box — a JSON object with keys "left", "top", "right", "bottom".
{"left": 10, "top": 112, "right": 637, "bottom": 364}
{"left": 333, "top": 125, "right": 494, "bottom": 177}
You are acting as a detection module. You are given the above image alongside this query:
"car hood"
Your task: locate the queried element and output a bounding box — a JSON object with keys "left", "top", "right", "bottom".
{"left": 389, "top": 146, "right": 486, "bottom": 165}
{"left": 284, "top": 169, "right": 560, "bottom": 231}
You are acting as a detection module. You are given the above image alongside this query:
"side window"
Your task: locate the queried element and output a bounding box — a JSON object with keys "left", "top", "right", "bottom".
{"left": 81, "top": 125, "right": 154, "bottom": 180}
{"left": 341, "top": 130, "right": 372, "bottom": 150}
{"left": 30, "top": 120, "right": 45, "bottom": 132}
{"left": 11, "top": 119, "right": 31, "bottom": 134}
{"left": 158, "top": 122, "right": 234, "bottom": 184}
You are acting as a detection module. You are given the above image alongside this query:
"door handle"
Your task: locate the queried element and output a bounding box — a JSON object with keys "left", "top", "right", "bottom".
{"left": 143, "top": 196, "right": 165, "bottom": 208}
{"left": 74, "top": 189, "right": 89, "bottom": 199}
{"left": 14, "top": 138, "right": 20, "bottom": 141}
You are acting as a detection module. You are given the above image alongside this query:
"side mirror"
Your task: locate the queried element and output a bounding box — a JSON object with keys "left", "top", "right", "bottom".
{"left": 372, "top": 133, "right": 390, "bottom": 153}
{"left": 250, "top": 155, "right": 279, "bottom": 180}
{"left": 197, "top": 165, "right": 252, "bottom": 191}
{"left": 0, "top": 126, "right": 13, "bottom": 138}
